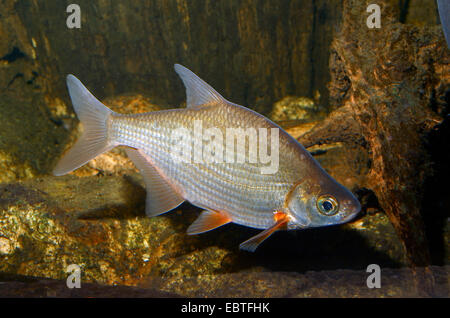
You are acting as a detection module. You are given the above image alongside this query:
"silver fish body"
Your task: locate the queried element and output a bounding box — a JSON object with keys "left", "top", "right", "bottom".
{"left": 53, "top": 64, "right": 361, "bottom": 251}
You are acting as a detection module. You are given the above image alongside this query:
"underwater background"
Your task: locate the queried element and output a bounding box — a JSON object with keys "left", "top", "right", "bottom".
{"left": 0, "top": 0, "right": 448, "bottom": 297}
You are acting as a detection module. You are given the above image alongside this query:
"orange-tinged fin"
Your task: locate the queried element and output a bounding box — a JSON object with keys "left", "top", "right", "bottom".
{"left": 187, "top": 210, "right": 232, "bottom": 235}
{"left": 174, "top": 64, "right": 227, "bottom": 108}
{"left": 239, "top": 212, "right": 289, "bottom": 252}
{"left": 53, "top": 75, "right": 114, "bottom": 176}
{"left": 125, "top": 148, "right": 185, "bottom": 217}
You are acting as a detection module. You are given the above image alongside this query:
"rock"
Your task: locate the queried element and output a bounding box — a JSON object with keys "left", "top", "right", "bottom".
{"left": 103, "top": 94, "right": 166, "bottom": 114}
{"left": 0, "top": 174, "right": 245, "bottom": 287}
{"left": 270, "top": 96, "right": 323, "bottom": 122}
{"left": 0, "top": 173, "right": 416, "bottom": 296}
{"left": 0, "top": 275, "right": 180, "bottom": 298}
{"left": 140, "top": 266, "right": 450, "bottom": 297}
{"left": 1, "top": 266, "right": 448, "bottom": 298}
{"left": 0, "top": 95, "right": 69, "bottom": 184}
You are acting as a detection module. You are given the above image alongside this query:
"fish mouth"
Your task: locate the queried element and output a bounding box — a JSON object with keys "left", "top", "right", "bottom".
{"left": 342, "top": 211, "right": 359, "bottom": 223}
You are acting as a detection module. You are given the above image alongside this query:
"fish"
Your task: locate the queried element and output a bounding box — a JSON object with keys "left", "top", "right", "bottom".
{"left": 437, "top": 0, "right": 450, "bottom": 49}
{"left": 53, "top": 64, "right": 361, "bottom": 252}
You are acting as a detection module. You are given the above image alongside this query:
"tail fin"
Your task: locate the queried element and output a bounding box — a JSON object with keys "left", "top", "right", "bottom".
{"left": 53, "top": 75, "right": 115, "bottom": 176}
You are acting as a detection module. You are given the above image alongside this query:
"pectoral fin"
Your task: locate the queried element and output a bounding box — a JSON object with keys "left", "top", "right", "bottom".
{"left": 239, "top": 212, "right": 289, "bottom": 252}
{"left": 187, "top": 210, "right": 232, "bottom": 235}
{"left": 125, "top": 148, "right": 184, "bottom": 217}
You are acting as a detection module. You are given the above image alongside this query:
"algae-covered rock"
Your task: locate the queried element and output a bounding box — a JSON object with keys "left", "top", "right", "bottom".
{"left": 270, "top": 96, "right": 323, "bottom": 122}
{"left": 0, "top": 172, "right": 413, "bottom": 296}
{"left": 0, "top": 95, "right": 69, "bottom": 184}
{"left": 0, "top": 174, "right": 244, "bottom": 287}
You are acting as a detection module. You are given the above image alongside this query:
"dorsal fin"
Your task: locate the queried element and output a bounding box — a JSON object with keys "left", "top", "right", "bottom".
{"left": 174, "top": 64, "right": 226, "bottom": 108}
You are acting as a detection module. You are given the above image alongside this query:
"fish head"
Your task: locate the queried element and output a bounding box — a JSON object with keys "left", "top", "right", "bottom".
{"left": 286, "top": 177, "right": 361, "bottom": 229}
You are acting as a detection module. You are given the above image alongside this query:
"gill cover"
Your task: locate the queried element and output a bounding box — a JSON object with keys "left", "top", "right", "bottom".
{"left": 286, "top": 181, "right": 311, "bottom": 227}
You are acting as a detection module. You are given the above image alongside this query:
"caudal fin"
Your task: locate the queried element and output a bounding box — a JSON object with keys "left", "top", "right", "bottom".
{"left": 53, "top": 75, "right": 115, "bottom": 176}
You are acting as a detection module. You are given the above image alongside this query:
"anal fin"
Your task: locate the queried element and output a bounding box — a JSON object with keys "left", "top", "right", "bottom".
{"left": 126, "top": 148, "right": 184, "bottom": 217}
{"left": 187, "top": 210, "right": 232, "bottom": 235}
{"left": 239, "top": 212, "right": 289, "bottom": 252}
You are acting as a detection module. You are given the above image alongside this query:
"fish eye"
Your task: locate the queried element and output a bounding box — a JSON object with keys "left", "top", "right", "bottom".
{"left": 316, "top": 195, "right": 339, "bottom": 216}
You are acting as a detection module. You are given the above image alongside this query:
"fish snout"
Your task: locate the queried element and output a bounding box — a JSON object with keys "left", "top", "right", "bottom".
{"left": 340, "top": 198, "right": 361, "bottom": 222}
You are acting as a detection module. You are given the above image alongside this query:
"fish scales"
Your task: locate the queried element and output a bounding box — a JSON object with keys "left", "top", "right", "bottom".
{"left": 110, "top": 108, "right": 292, "bottom": 228}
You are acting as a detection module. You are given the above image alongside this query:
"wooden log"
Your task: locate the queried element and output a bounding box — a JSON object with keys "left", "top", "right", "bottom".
{"left": 299, "top": 0, "right": 449, "bottom": 295}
